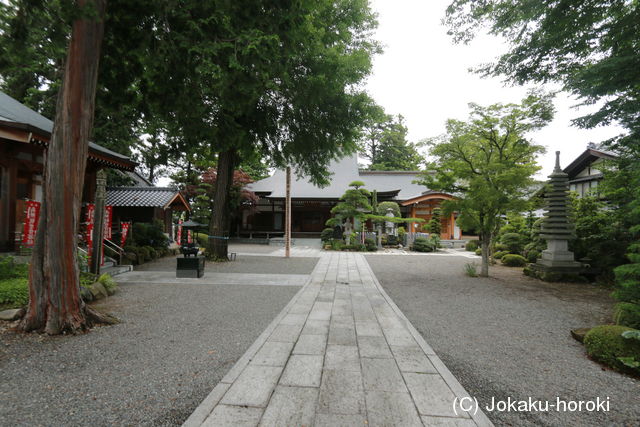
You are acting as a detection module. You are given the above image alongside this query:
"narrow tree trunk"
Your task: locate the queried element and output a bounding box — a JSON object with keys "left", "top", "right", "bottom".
{"left": 21, "top": 0, "right": 114, "bottom": 334}
{"left": 480, "top": 231, "right": 491, "bottom": 277}
{"left": 208, "top": 149, "right": 237, "bottom": 260}
{"left": 285, "top": 166, "right": 291, "bottom": 258}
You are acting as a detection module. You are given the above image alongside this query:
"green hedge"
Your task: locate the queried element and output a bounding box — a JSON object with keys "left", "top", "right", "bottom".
{"left": 364, "top": 238, "right": 377, "bottom": 252}
{"left": 501, "top": 254, "right": 527, "bottom": 267}
{"left": 0, "top": 277, "right": 29, "bottom": 307}
{"left": 493, "top": 250, "right": 509, "bottom": 260}
{"left": 413, "top": 237, "right": 435, "bottom": 253}
{"left": 584, "top": 325, "right": 640, "bottom": 373}
{"left": 614, "top": 303, "right": 640, "bottom": 329}
{"left": 0, "top": 256, "right": 29, "bottom": 280}
{"left": 465, "top": 240, "right": 479, "bottom": 251}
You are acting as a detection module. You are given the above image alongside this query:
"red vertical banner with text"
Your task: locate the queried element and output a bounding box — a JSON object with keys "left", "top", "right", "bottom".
{"left": 104, "top": 206, "right": 113, "bottom": 240}
{"left": 85, "top": 204, "right": 95, "bottom": 262}
{"left": 177, "top": 219, "right": 182, "bottom": 244}
{"left": 121, "top": 222, "right": 131, "bottom": 247}
{"left": 21, "top": 200, "right": 41, "bottom": 247}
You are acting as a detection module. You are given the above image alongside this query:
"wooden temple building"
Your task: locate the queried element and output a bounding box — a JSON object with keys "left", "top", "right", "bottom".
{"left": 0, "top": 91, "right": 137, "bottom": 251}
{"left": 243, "top": 155, "right": 462, "bottom": 240}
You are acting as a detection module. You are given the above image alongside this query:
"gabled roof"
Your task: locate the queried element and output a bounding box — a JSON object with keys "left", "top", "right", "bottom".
{"left": 106, "top": 187, "right": 190, "bottom": 211}
{"left": 0, "top": 91, "right": 137, "bottom": 171}
{"left": 248, "top": 155, "right": 428, "bottom": 200}
{"left": 563, "top": 146, "right": 617, "bottom": 179}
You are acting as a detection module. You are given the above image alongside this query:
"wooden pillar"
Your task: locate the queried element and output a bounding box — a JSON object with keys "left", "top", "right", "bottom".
{"left": 90, "top": 169, "right": 106, "bottom": 274}
{"left": 410, "top": 205, "right": 416, "bottom": 233}
{"left": 450, "top": 211, "right": 455, "bottom": 239}
{"left": 285, "top": 166, "right": 291, "bottom": 258}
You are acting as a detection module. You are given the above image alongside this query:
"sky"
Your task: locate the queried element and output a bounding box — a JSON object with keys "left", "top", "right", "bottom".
{"left": 366, "top": 0, "right": 623, "bottom": 178}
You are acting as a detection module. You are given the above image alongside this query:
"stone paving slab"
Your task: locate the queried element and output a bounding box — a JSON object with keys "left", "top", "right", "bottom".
{"left": 184, "top": 252, "right": 493, "bottom": 427}
{"left": 116, "top": 271, "right": 310, "bottom": 286}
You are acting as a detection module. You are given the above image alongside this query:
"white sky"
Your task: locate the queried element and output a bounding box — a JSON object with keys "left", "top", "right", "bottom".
{"left": 366, "top": 0, "right": 623, "bottom": 178}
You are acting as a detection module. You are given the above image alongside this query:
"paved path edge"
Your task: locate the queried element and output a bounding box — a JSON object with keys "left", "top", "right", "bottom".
{"left": 181, "top": 273, "right": 314, "bottom": 427}
{"left": 361, "top": 255, "right": 494, "bottom": 427}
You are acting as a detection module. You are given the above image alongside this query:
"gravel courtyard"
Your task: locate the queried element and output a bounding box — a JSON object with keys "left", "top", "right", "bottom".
{"left": 0, "top": 254, "right": 318, "bottom": 426}
{"left": 366, "top": 253, "right": 640, "bottom": 426}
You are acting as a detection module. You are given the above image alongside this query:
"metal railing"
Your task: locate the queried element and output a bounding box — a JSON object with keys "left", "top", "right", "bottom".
{"left": 103, "top": 238, "right": 124, "bottom": 266}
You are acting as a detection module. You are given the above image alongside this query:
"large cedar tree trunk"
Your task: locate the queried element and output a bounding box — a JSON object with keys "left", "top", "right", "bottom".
{"left": 21, "top": 0, "right": 115, "bottom": 334}
{"left": 208, "top": 149, "right": 237, "bottom": 260}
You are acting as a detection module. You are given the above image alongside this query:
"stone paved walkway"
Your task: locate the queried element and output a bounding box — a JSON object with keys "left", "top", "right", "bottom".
{"left": 183, "top": 252, "right": 492, "bottom": 427}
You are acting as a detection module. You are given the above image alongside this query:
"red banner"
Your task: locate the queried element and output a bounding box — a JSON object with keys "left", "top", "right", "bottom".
{"left": 177, "top": 219, "right": 182, "bottom": 244}
{"left": 121, "top": 222, "right": 131, "bottom": 247}
{"left": 21, "top": 200, "right": 41, "bottom": 247}
{"left": 85, "top": 204, "right": 95, "bottom": 259}
{"left": 103, "top": 206, "right": 113, "bottom": 239}
{"left": 187, "top": 229, "right": 192, "bottom": 244}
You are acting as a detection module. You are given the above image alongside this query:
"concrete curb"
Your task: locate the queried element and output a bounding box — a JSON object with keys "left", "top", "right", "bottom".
{"left": 361, "top": 256, "right": 494, "bottom": 427}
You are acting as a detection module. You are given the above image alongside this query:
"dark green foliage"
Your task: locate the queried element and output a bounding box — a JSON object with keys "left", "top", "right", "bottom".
{"left": 364, "top": 238, "right": 377, "bottom": 252}
{"left": 569, "top": 195, "right": 628, "bottom": 276}
{"left": 493, "top": 243, "right": 509, "bottom": 252}
{"left": 614, "top": 303, "right": 640, "bottom": 329}
{"left": 492, "top": 251, "right": 509, "bottom": 260}
{"left": 361, "top": 114, "right": 421, "bottom": 171}
{"left": 465, "top": 240, "right": 479, "bottom": 251}
{"left": 501, "top": 254, "right": 527, "bottom": 267}
{"left": 526, "top": 250, "right": 540, "bottom": 263}
{"left": 79, "top": 272, "right": 96, "bottom": 289}
{"left": 0, "top": 277, "right": 28, "bottom": 306}
{"left": 0, "top": 256, "right": 28, "bottom": 280}
{"left": 131, "top": 221, "right": 168, "bottom": 250}
{"left": 412, "top": 237, "right": 435, "bottom": 253}
{"left": 613, "top": 243, "right": 640, "bottom": 304}
{"left": 321, "top": 228, "right": 335, "bottom": 243}
{"left": 327, "top": 181, "right": 372, "bottom": 232}
{"left": 377, "top": 202, "right": 401, "bottom": 218}
{"left": 584, "top": 325, "right": 640, "bottom": 373}
{"left": 428, "top": 208, "right": 442, "bottom": 235}
{"left": 386, "top": 235, "right": 399, "bottom": 246}
{"left": 500, "top": 233, "right": 526, "bottom": 254}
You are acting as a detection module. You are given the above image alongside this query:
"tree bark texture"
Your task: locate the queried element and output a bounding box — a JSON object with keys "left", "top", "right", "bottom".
{"left": 285, "top": 166, "right": 291, "bottom": 258}
{"left": 21, "top": 0, "right": 109, "bottom": 334}
{"left": 208, "top": 149, "right": 237, "bottom": 260}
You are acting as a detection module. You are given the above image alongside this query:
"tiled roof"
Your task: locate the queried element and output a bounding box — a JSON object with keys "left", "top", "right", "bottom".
{"left": 0, "top": 91, "right": 136, "bottom": 170}
{"left": 248, "top": 155, "right": 428, "bottom": 200}
{"left": 106, "top": 187, "right": 187, "bottom": 209}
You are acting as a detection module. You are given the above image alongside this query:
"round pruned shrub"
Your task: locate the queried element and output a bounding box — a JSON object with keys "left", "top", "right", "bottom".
{"left": 321, "top": 228, "right": 334, "bottom": 243}
{"left": 500, "top": 232, "right": 526, "bottom": 254}
{"left": 526, "top": 250, "right": 540, "bottom": 263}
{"left": 474, "top": 248, "right": 482, "bottom": 256}
{"left": 614, "top": 303, "right": 640, "bottom": 329}
{"left": 492, "top": 250, "right": 509, "bottom": 260}
{"left": 501, "top": 254, "right": 527, "bottom": 267}
{"left": 494, "top": 243, "right": 509, "bottom": 252}
{"left": 386, "top": 235, "right": 399, "bottom": 246}
{"left": 465, "top": 240, "right": 479, "bottom": 252}
{"left": 412, "top": 237, "right": 434, "bottom": 253}
{"left": 364, "top": 238, "right": 377, "bottom": 252}
{"left": 583, "top": 325, "right": 640, "bottom": 373}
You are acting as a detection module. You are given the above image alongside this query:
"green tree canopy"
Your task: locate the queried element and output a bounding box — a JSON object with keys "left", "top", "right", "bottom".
{"left": 360, "top": 113, "right": 422, "bottom": 171}
{"left": 420, "top": 92, "right": 553, "bottom": 276}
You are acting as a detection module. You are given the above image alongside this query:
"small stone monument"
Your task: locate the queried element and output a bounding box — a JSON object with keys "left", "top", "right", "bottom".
{"left": 385, "top": 208, "right": 396, "bottom": 236}
{"left": 526, "top": 151, "right": 584, "bottom": 281}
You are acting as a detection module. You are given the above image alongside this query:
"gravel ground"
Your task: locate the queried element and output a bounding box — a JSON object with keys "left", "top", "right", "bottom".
{"left": 0, "top": 256, "right": 318, "bottom": 426}
{"left": 366, "top": 254, "right": 640, "bottom": 427}
{"left": 135, "top": 254, "right": 319, "bottom": 274}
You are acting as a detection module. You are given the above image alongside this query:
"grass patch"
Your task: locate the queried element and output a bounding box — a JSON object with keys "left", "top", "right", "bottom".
{"left": 0, "top": 277, "right": 29, "bottom": 308}
{"left": 464, "top": 263, "right": 478, "bottom": 277}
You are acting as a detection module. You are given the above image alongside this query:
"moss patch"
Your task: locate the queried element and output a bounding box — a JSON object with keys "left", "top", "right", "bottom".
{"left": 583, "top": 325, "right": 640, "bottom": 374}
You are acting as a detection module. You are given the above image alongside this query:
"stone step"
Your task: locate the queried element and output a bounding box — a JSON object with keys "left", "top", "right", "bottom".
{"left": 101, "top": 264, "right": 133, "bottom": 277}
